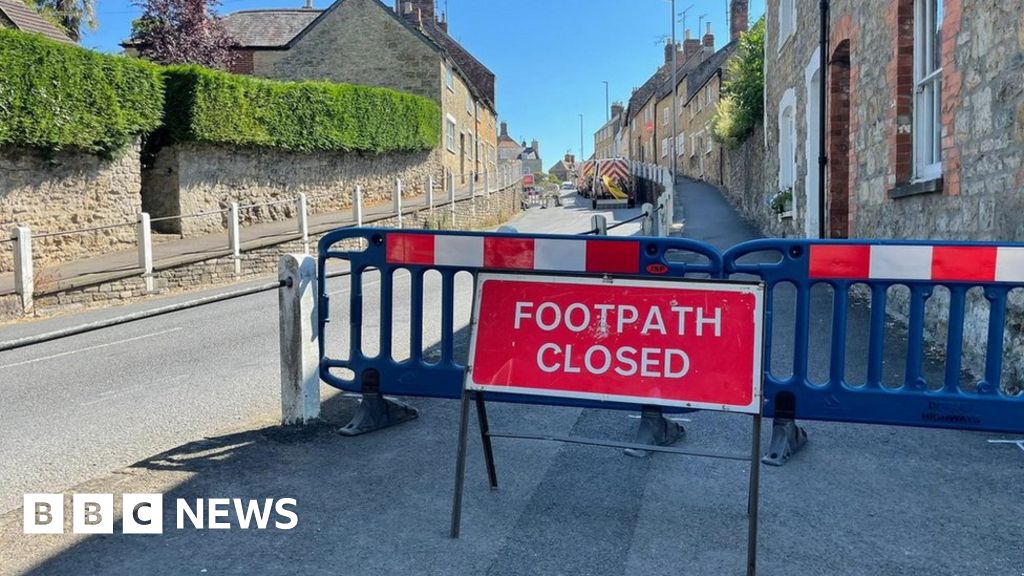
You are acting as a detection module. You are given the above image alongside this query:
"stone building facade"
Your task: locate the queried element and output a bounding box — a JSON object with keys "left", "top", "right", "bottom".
{"left": 214, "top": 0, "right": 499, "bottom": 190}
{"left": 593, "top": 103, "right": 624, "bottom": 159}
{"left": 763, "top": 0, "right": 1024, "bottom": 242}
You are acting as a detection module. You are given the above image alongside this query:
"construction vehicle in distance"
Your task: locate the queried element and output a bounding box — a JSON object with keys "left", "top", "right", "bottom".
{"left": 577, "top": 158, "right": 635, "bottom": 209}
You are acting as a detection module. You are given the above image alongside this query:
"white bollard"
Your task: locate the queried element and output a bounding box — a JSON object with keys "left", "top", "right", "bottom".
{"left": 470, "top": 172, "right": 476, "bottom": 197}
{"left": 394, "top": 178, "right": 404, "bottom": 228}
{"left": 12, "top": 226, "right": 32, "bottom": 314}
{"left": 137, "top": 212, "right": 154, "bottom": 293}
{"left": 278, "top": 253, "right": 320, "bottom": 426}
{"left": 228, "top": 201, "right": 241, "bottom": 274}
{"left": 428, "top": 175, "right": 434, "bottom": 211}
{"left": 296, "top": 193, "right": 309, "bottom": 254}
{"left": 449, "top": 170, "right": 457, "bottom": 225}
{"left": 354, "top": 185, "right": 364, "bottom": 227}
{"left": 641, "top": 203, "right": 655, "bottom": 236}
{"left": 591, "top": 214, "right": 607, "bottom": 236}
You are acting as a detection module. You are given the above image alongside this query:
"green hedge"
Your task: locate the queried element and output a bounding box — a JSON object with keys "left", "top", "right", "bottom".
{"left": 163, "top": 66, "right": 440, "bottom": 153}
{"left": 0, "top": 29, "right": 164, "bottom": 155}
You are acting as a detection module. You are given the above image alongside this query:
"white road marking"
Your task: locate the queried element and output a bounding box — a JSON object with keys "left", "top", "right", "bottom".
{"left": 987, "top": 439, "right": 1024, "bottom": 454}
{"left": 0, "top": 327, "right": 184, "bottom": 371}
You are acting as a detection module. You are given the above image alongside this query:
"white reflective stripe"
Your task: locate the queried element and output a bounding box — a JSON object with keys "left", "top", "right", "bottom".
{"left": 995, "top": 247, "right": 1024, "bottom": 283}
{"left": 435, "top": 235, "right": 483, "bottom": 267}
{"left": 534, "top": 239, "right": 586, "bottom": 272}
{"left": 869, "top": 245, "right": 933, "bottom": 280}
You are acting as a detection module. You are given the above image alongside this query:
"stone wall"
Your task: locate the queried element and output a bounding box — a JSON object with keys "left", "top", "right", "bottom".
{"left": 0, "top": 142, "right": 142, "bottom": 274}
{"left": 719, "top": 122, "right": 800, "bottom": 238}
{"left": 142, "top": 144, "right": 443, "bottom": 235}
{"left": 25, "top": 185, "right": 522, "bottom": 320}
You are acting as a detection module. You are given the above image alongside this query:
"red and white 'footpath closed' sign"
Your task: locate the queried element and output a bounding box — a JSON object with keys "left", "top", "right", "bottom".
{"left": 467, "top": 274, "right": 765, "bottom": 413}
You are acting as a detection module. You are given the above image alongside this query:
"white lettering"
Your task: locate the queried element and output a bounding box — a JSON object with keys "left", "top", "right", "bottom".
{"left": 640, "top": 347, "right": 661, "bottom": 377}
{"left": 233, "top": 498, "right": 273, "bottom": 530}
{"left": 274, "top": 499, "right": 298, "bottom": 530}
{"left": 664, "top": 349, "right": 690, "bottom": 378}
{"left": 584, "top": 345, "right": 612, "bottom": 374}
{"left": 672, "top": 306, "right": 693, "bottom": 335}
{"left": 614, "top": 346, "right": 638, "bottom": 376}
{"left": 537, "top": 343, "right": 560, "bottom": 373}
{"left": 565, "top": 303, "right": 591, "bottom": 332}
{"left": 536, "top": 302, "right": 561, "bottom": 331}
{"left": 513, "top": 301, "right": 533, "bottom": 329}
{"left": 208, "top": 498, "right": 231, "bottom": 529}
{"left": 696, "top": 307, "right": 722, "bottom": 337}
{"left": 641, "top": 306, "right": 667, "bottom": 335}
{"left": 595, "top": 304, "right": 614, "bottom": 331}
{"left": 177, "top": 499, "right": 203, "bottom": 529}
{"left": 563, "top": 344, "right": 581, "bottom": 373}
{"left": 617, "top": 305, "right": 639, "bottom": 333}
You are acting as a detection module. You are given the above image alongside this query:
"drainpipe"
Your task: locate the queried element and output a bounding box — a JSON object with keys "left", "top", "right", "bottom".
{"left": 818, "top": 0, "right": 829, "bottom": 239}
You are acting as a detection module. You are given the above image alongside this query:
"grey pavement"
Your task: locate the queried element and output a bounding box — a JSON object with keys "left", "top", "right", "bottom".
{"left": 1, "top": 183, "right": 1022, "bottom": 575}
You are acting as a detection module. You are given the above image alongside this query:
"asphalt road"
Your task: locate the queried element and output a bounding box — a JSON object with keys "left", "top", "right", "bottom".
{"left": 2, "top": 184, "right": 1022, "bottom": 576}
{"left": 0, "top": 192, "right": 639, "bottom": 515}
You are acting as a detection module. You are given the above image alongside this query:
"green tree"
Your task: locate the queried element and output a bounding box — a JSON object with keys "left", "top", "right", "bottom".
{"left": 711, "top": 17, "right": 764, "bottom": 148}
{"left": 23, "top": 0, "right": 97, "bottom": 42}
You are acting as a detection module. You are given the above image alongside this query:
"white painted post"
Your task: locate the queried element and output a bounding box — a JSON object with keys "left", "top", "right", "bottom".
{"left": 641, "top": 203, "right": 655, "bottom": 236}
{"left": 296, "top": 193, "right": 309, "bottom": 255}
{"left": 278, "top": 253, "right": 320, "bottom": 426}
{"left": 137, "top": 212, "right": 154, "bottom": 293}
{"left": 12, "top": 226, "right": 32, "bottom": 314}
{"left": 427, "top": 175, "right": 434, "bottom": 211}
{"left": 354, "top": 185, "right": 364, "bottom": 227}
{"left": 591, "top": 215, "right": 607, "bottom": 236}
{"left": 394, "top": 178, "right": 403, "bottom": 228}
{"left": 448, "top": 169, "right": 457, "bottom": 226}
{"left": 228, "top": 201, "right": 241, "bottom": 274}
{"left": 470, "top": 172, "right": 477, "bottom": 220}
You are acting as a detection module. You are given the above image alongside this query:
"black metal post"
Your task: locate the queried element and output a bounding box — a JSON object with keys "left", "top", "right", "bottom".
{"left": 449, "top": 389, "right": 472, "bottom": 538}
{"left": 746, "top": 412, "right": 763, "bottom": 576}
{"left": 474, "top": 392, "right": 498, "bottom": 489}
{"left": 818, "top": 0, "right": 830, "bottom": 239}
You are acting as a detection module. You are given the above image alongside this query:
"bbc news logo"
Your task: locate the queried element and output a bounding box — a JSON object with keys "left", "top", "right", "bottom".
{"left": 24, "top": 494, "right": 298, "bottom": 534}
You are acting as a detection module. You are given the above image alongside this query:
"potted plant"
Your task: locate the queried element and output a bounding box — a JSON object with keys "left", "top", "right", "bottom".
{"left": 770, "top": 187, "right": 793, "bottom": 218}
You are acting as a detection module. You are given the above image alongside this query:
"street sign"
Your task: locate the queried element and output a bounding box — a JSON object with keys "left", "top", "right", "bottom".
{"left": 466, "top": 274, "right": 765, "bottom": 413}
{"left": 522, "top": 174, "right": 535, "bottom": 187}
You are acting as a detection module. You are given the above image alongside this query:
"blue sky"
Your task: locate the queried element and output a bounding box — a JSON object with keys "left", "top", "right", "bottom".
{"left": 85, "top": 0, "right": 764, "bottom": 170}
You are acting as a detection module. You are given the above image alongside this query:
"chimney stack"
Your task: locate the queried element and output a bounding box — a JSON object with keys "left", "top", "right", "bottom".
{"left": 703, "top": 22, "right": 714, "bottom": 48}
{"left": 531, "top": 139, "right": 539, "bottom": 156}
{"left": 611, "top": 102, "right": 624, "bottom": 119}
{"left": 663, "top": 38, "right": 681, "bottom": 65}
{"left": 683, "top": 29, "right": 701, "bottom": 61}
{"left": 730, "top": 0, "right": 749, "bottom": 41}
{"left": 398, "top": 0, "right": 437, "bottom": 26}
{"left": 303, "top": 0, "right": 313, "bottom": 8}
{"left": 500, "top": 122, "right": 509, "bottom": 138}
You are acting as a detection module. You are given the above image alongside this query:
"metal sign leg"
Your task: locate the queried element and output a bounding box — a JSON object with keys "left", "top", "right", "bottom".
{"left": 450, "top": 389, "right": 472, "bottom": 538}
{"left": 624, "top": 405, "right": 686, "bottom": 458}
{"left": 474, "top": 393, "right": 498, "bottom": 490}
{"left": 746, "top": 413, "right": 762, "bottom": 576}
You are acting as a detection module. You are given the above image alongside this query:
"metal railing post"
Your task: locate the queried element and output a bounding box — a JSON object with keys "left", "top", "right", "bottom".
{"left": 296, "top": 193, "right": 309, "bottom": 254}
{"left": 12, "top": 226, "right": 33, "bottom": 314}
{"left": 137, "top": 212, "right": 154, "bottom": 293}
{"left": 428, "top": 175, "right": 434, "bottom": 211}
{"left": 394, "top": 178, "right": 404, "bottom": 228}
{"left": 228, "top": 201, "right": 241, "bottom": 274}
{"left": 641, "top": 203, "right": 655, "bottom": 236}
{"left": 278, "top": 253, "right": 320, "bottom": 426}
{"left": 354, "top": 185, "right": 364, "bottom": 227}
{"left": 592, "top": 215, "right": 607, "bottom": 236}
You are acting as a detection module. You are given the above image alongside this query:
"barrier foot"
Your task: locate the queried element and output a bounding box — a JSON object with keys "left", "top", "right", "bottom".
{"left": 761, "top": 418, "right": 807, "bottom": 466}
{"left": 624, "top": 406, "right": 685, "bottom": 458}
{"left": 338, "top": 393, "right": 419, "bottom": 436}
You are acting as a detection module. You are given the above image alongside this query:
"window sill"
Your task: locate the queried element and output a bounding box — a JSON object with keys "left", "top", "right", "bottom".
{"left": 888, "top": 177, "right": 943, "bottom": 199}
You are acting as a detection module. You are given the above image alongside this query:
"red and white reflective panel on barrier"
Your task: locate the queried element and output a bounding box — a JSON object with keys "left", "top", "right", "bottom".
{"left": 386, "top": 233, "right": 640, "bottom": 274}
{"left": 466, "top": 274, "right": 765, "bottom": 414}
{"left": 809, "top": 244, "right": 1024, "bottom": 283}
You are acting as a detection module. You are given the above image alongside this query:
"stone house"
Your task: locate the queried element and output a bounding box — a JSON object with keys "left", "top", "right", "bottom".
{"left": 652, "top": 31, "right": 712, "bottom": 173}
{"left": 763, "top": 0, "right": 1024, "bottom": 241}
{"left": 549, "top": 153, "right": 577, "bottom": 183}
{"left": 594, "top": 102, "right": 625, "bottom": 159}
{"left": 0, "top": 0, "right": 73, "bottom": 43}
{"left": 497, "top": 121, "right": 523, "bottom": 165}
{"left": 622, "top": 41, "right": 677, "bottom": 164}
{"left": 518, "top": 139, "right": 543, "bottom": 176}
{"left": 676, "top": 36, "right": 738, "bottom": 185}
{"left": 212, "top": 0, "right": 499, "bottom": 187}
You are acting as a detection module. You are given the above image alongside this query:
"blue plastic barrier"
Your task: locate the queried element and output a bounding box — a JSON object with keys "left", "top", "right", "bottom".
{"left": 318, "top": 229, "right": 1024, "bottom": 438}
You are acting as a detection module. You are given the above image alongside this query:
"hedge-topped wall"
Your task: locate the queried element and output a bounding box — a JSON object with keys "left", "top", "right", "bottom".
{"left": 0, "top": 29, "right": 164, "bottom": 155}
{"left": 162, "top": 66, "right": 441, "bottom": 153}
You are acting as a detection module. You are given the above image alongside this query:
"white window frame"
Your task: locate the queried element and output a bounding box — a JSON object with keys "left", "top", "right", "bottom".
{"left": 662, "top": 106, "right": 669, "bottom": 126}
{"left": 778, "top": 89, "right": 797, "bottom": 190}
{"left": 913, "top": 0, "right": 943, "bottom": 181}
{"left": 705, "top": 125, "right": 714, "bottom": 155}
{"left": 445, "top": 115, "right": 457, "bottom": 153}
{"left": 676, "top": 133, "right": 686, "bottom": 157}
{"left": 445, "top": 63, "right": 454, "bottom": 91}
{"left": 777, "top": 0, "right": 795, "bottom": 51}
{"left": 690, "top": 133, "right": 697, "bottom": 157}
{"left": 466, "top": 97, "right": 474, "bottom": 116}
